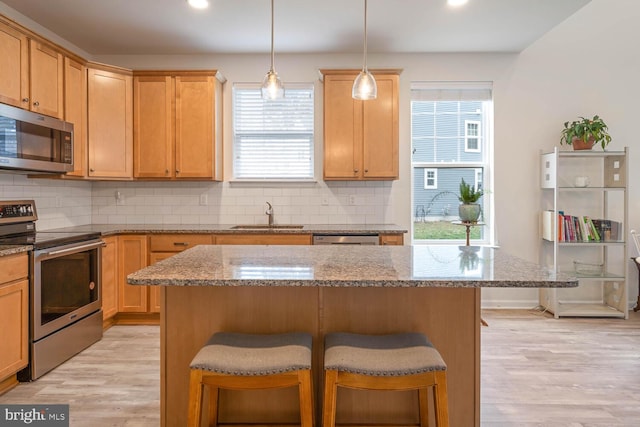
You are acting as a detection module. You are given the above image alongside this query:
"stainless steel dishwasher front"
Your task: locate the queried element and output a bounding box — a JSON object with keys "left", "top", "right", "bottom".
{"left": 312, "top": 234, "right": 379, "bottom": 245}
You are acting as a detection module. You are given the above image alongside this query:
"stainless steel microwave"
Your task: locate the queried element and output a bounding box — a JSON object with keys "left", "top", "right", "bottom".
{"left": 0, "top": 103, "right": 73, "bottom": 174}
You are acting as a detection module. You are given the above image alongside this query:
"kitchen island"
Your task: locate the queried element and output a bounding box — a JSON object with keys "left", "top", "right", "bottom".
{"left": 128, "top": 244, "right": 577, "bottom": 427}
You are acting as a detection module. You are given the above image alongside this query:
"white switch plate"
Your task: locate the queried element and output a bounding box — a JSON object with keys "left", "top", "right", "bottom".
{"left": 199, "top": 194, "right": 208, "bottom": 205}
{"left": 349, "top": 195, "right": 356, "bottom": 205}
{"left": 321, "top": 196, "right": 329, "bottom": 206}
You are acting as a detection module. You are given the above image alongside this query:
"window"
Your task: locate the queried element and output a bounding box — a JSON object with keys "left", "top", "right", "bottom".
{"left": 233, "top": 83, "right": 314, "bottom": 180}
{"left": 411, "top": 82, "right": 493, "bottom": 243}
{"left": 423, "top": 168, "right": 437, "bottom": 189}
{"left": 465, "top": 120, "right": 481, "bottom": 152}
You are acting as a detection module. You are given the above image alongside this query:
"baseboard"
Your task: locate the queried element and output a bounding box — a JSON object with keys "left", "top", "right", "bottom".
{"left": 0, "top": 375, "right": 18, "bottom": 396}
{"left": 114, "top": 312, "right": 160, "bottom": 325}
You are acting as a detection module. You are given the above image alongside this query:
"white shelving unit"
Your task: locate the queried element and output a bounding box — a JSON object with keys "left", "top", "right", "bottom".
{"left": 539, "top": 147, "right": 629, "bottom": 319}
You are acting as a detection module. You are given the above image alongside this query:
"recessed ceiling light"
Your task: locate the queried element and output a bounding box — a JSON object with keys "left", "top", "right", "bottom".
{"left": 187, "top": 0, "right": 209, "bottom": 10}
{"left": 448, "top": 0, "right": 469, "bottom": 6}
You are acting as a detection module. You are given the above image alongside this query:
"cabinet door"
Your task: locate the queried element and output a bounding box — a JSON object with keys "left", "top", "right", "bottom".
{"left": 101, "top": 236, "right": 118, "bottom": 321}
{"left": 29, "top": 40, "right": 64, "bottom": 118}
{"left": 323, "top": 74, "right": 362, "bottom": 179}
{"left": 0, "top": 21, "right": 29, "bottom": 109}
{"left": 64, "top": 57, "right": 87, "bottom": 177}
{"left": 362, "top": 74, "right": 399, "bottom": 179}
{"left": 0, "top": 279, "right": 29, "bottom": 380}
{"left": 379, "top": 234, "right": 404, "bottom": 246}
{"left": 134, "top": 75, "right": 174, "bottom": 178}
{"left": 175, "top": 75, "right": 219, "bottom": 179}
{"left": 117, "top": 235, "right": 148, "bottom": 313}
{"left": 87, "top": 68, "right": 133, "bottom": 178}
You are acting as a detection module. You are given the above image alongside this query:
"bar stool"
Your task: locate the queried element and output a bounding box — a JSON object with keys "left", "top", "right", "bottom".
{"left": 188, "top": 331, "right": 314, "bottom": 427}
{"left": 323, "top": 332, "right": 449, "bottom": 427}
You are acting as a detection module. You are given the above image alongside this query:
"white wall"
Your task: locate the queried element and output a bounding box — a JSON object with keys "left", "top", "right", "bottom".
{"left": 1, "top": 0, "right": 638, "bottom": 307}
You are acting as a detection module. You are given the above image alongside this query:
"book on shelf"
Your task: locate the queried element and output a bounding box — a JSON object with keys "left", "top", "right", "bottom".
{"left": 541, "top": 210, "right": 620, "bottom": 242}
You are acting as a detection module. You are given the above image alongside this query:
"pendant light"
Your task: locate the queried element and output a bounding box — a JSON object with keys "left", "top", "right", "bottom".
{"left": 352, "top": 0, "right": 377, "bottom": 100}
{"left": 261, "top": 0, "right": 284, "bottom": 99}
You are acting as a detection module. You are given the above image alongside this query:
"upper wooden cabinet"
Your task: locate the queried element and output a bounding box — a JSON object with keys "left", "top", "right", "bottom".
{"left": 322, "top": 69, "right": 400, "bottom": 181}
{"left": 0, "top": 21, "right": 28, "bottom": 110}
{"left": 87, "top": 65, "right": 133, "bottom": 179}
{"left": 0, "top": 20, "right": 63, "bottom": 119}
{"left": 64, "top": 57, "right": 87, "bottom": 177}
{"left": 29, "top": 39, "right": 64, "bottom": 118}
{"left": 133, "top": 71, "right": 224, "bottom": 180}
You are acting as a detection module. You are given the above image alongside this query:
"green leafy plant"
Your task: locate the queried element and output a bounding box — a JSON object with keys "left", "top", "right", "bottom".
{"left": 458, "top": 178, "right": 483, "bottom": 204}
{"left": 560, "top": 115, "right": 612, "bottom": 150}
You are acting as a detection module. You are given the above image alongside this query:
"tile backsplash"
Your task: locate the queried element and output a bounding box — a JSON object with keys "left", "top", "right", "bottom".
{"left": 92, "top": 180, "right": 394, "bottom": 225}
{"left": 1, "top": 173, "right": 395, "bottom": 229}
{"left": 0, "top": 173, "right": 92, "bottom": 230}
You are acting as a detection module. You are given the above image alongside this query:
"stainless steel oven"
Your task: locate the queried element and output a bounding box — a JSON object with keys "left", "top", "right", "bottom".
{"left": 0, "top": 200, "right": 104, "bottom": 381}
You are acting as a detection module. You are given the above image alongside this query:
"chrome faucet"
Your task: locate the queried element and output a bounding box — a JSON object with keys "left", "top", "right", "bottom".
{"left": 265, "top": 202, "right": 274, "bottom": 226}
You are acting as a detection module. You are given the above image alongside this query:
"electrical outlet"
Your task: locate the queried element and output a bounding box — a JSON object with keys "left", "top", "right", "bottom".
{"left": 349, "top": 195, "right": 356, "bottom": 205}
{"left": 321, "top": 196, "right": 329, "bottom": 206}
{"left": 199, "top": 194, "right": 208, "bottom": 206}
{"left": 115, "top": 191, "right": 124, "bottom": 205}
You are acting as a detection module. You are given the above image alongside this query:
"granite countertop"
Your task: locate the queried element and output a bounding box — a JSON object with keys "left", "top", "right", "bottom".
{"left": 0, "top": 245, "right": 31, "bottom": 257}
{"left": 128, "top": 244, "right": 578, "bottom": 289}
{"left": 39, "top": 223, "right": 407, "bottom": 236}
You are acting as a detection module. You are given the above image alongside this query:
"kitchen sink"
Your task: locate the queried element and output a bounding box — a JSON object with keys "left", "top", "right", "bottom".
{"left": 231, "top": 224, "right": 304, "bottom": 230}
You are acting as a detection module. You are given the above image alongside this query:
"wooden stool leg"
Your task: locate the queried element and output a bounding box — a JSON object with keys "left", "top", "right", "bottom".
{"left": 188, "top": 369, "right": 204, "bottom": 427}
{"left": 207, "top": 385, "right": 219, "bottom": 427}
{"left": 433, "top": 371, "right": 450, "bottom": 427}
{"left": 418, "top": 388, "right": 430, "bottom": 427}
{"left": 298, "top": 370, "right": 314, "bottom": 427}
{"left": 322, "top": 370, "right": 339, "bottom": 427}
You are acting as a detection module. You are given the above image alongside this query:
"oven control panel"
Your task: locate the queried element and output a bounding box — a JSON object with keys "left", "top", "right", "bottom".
{"left": 0, "top": 200, "right": 38, "bottom": 223}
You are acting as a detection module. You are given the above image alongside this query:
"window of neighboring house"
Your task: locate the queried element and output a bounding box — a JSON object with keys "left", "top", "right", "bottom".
{"left": 465, "top": 120, "right": 481, "bottom": 152}
{"left": 411, "top": 82, "right": 493, "bottom": 244}
{"left": 424, "top": 168, "right": 437, "bottom": 189}
{"left": 233, "top": 83, "right": 314, "bottom": 180}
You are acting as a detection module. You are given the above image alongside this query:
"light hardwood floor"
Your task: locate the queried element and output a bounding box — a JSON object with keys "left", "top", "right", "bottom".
{"left": 1, "top": 310, "right": 639, "bottom": 426}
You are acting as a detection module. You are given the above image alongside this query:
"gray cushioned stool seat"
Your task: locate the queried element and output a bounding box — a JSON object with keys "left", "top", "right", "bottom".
{"left": 190, "top": 331, "right": 312, "bottom": 376}
{"left": 324, "top": 332, "right": 446, "bottom": 376}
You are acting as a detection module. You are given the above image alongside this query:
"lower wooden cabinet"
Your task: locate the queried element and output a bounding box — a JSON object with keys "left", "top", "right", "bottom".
{"left": 0, "top": 253, "right": 29, "bottom": 390}
{"left": 101, "top": 236, "right": 118, "bottom": 322}
{"left": 148, "top": 234, "right": 214, "bottom": 313}
{"left": 379, "top": 234, "right": 404, "bottom": 245}
{"left": 117, "top": 235, "right": 149, "bottom": 313}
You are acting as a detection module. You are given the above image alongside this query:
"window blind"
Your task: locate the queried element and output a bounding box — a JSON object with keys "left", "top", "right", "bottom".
{"left": 233, "top": 83, "right": 314, "bottom": 180}
{"left": 411, "top": 81, "right": 492, "bottom": 101}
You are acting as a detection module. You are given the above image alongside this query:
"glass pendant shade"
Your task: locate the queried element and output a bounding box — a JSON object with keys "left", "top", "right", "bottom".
{"left": 352, "top": 0, "right": 377, "bottom": 100}
{"left": 261, "top": 69, "right": 284, "bottom": 100}
{"left": 352, "top": 69, "right": 377, "bottom": 100}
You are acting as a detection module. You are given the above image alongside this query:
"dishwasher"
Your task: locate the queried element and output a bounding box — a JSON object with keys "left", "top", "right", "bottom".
{"left": 312, "top": 234, "right": 379, "bottom": 245}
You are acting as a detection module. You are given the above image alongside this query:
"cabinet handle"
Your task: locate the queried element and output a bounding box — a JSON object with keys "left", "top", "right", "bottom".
{"left": 90, "top": 168, "right": 95, "bottom": 173}
{"left": 364, "top": 169, "right": 368, "bottom": 173}
{"left": 173, "top": 242, "right": 189, "bottom": 246}
{"left": 165, "top": 169, "right": 169, "bottom": 175}
{"left": 354, "top": 169, "right": 359, "bottom": 173}
{"left": 22, "top": 98, "right": 29, "bottom": 103}
{"left": 176, "top": 170, "right": 180, "bottom": 174}
{"left": 33, "top": 101, "right": 40, "bottom": 107}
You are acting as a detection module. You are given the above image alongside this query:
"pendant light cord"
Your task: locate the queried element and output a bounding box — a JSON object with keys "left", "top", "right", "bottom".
{"left": 270, "top": 0, "right": 275, "bottom": 72}
{"left": 362, "top": 0, "right": 368, "bottom": 72}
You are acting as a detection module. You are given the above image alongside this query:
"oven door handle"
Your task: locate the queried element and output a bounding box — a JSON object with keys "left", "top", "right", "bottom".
{"left": 37, "top": 240, "right": 105, "bottom": 260}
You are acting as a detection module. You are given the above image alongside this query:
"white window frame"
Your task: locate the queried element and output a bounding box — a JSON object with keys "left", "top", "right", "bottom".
{"left": 465, "top": 120, "right": 481, "bottom": 153}
{"left": 232, "top": 83, "right": 315, "bottom": 181}
{"left": 410, "top": 81, "right": 494, "bottom": 246}
{"left": 423, "top": 168, "right": 438, "bottom": 189}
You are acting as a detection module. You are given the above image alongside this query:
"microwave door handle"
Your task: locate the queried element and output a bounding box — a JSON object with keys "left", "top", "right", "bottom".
{"left": 37, "top": 240, "right": 105, "bottom": 260}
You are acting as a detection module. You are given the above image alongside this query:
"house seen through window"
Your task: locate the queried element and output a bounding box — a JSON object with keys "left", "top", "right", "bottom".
{"left": 411, "top": 82, "right": 493, "bottom": 243}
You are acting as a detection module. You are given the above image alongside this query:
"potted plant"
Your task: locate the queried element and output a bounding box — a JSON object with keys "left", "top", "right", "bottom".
{"left": 458, "top": 178, "right": 483, "bottom": 223}
{"left": 560, "top": 115, "right": 612, "bottom": 150}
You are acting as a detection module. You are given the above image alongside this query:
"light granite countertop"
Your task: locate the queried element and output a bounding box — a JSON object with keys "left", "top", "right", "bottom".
{"left": 38, "top": 223, "right": 407, "bottom": 236}
{"left": 127, "top": 244, "right": 578, "bottom": 289}
{"left": 0, "top": 244, "right": 31, "bottom": 257}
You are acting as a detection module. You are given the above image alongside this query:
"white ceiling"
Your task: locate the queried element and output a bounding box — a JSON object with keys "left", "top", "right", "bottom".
{"left": 0, "top": 0, "right": 591, "bottom": 55}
